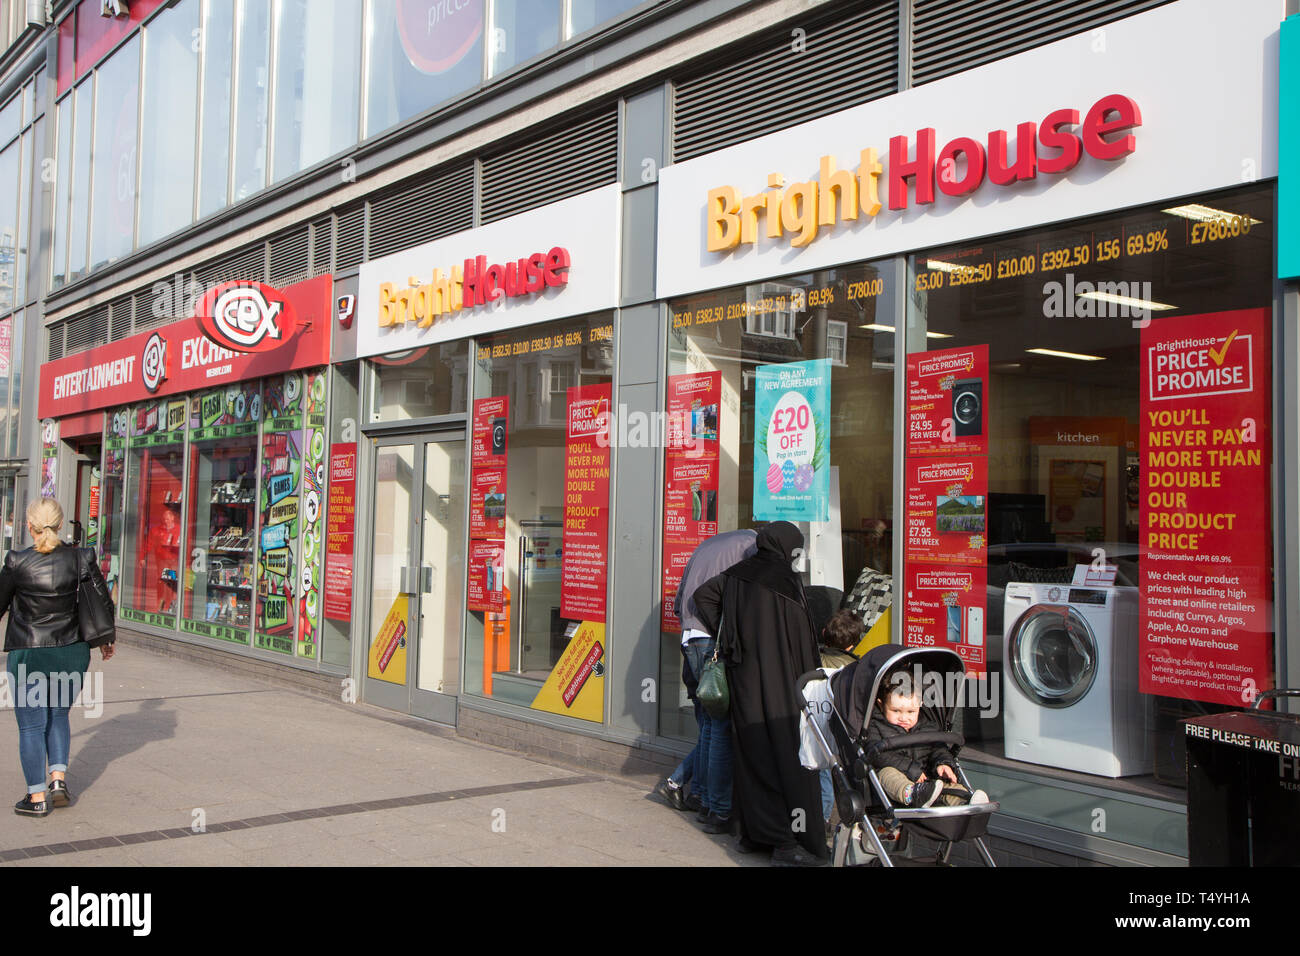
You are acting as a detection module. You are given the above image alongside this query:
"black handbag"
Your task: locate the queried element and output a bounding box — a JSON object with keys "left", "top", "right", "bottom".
{"left": 75, "top": 547, "right": 117, "bottom": 648}
{"left": 696, "top": 614, "right": 730, "bottom": 719}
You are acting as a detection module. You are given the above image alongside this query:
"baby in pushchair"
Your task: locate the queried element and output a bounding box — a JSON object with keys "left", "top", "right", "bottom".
{"left": 867, "top": 667, "right": 990, "bottom": 809}
{"left": 798, "top": 643, "right": 999, "bottom": 866}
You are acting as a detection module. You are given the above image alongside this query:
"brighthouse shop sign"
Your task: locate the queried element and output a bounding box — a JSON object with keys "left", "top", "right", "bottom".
{"left": 357, "top": 185, "right": 621, "bottom": 357}
{"left": 655, "top": 0, "right": 1280, "bottom": 297}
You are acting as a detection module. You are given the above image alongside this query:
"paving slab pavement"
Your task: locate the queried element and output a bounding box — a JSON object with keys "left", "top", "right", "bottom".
{"left": 0, "top": 643, "right": 763, "bottom": 867}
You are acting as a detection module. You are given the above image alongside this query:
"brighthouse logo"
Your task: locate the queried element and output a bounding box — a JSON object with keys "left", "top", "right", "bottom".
{"left": 1148, "top": 331, "right": 1252, "bottom": 401}
{"left": 50, "top": 886, "right": 151, "bottom": 936}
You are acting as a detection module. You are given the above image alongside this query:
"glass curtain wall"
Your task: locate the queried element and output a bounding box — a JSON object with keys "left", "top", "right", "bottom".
{"left": 138, "top": 0, "right": 199, "bottom": 246}
{"left": 88, "top": 35, "right": 139, "bottom": 272}
{"left": 197, "top": 0, "right": 235, "bottom": 219}
{"left": 271, "top": 0, "right": 362, "bottom": 183}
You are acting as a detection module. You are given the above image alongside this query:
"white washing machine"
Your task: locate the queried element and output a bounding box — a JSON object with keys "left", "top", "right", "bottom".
{"left": 1002, "top": 583, "right": 1151, "bottom": 777}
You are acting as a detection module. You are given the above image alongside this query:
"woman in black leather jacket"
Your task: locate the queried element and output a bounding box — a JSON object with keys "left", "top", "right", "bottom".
{"left": 0, "top": 498, "right": 115, "bottom": 816}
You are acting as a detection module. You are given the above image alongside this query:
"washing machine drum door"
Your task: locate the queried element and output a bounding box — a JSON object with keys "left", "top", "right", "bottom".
{"left": 1007, "top": 604, "right": 1098, "bottom": 708}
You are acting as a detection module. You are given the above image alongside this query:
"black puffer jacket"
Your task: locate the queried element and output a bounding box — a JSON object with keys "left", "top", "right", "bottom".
{"left": 863, "top": 702, "right": 956, "bottom": 781}
{"left": 0, "top": 544, "right": 97, "bottom": 651}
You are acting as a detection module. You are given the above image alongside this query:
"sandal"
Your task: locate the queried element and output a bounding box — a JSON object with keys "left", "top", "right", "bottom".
{"left": 14, "top": 795, "right": 52, "bottom": 817}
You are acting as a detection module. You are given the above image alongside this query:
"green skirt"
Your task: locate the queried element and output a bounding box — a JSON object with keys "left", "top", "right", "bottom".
{"left": 6, "top": 641, "right": 92, "bottom": 679}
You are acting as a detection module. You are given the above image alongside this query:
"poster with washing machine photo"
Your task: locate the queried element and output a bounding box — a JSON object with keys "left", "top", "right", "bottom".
{"left": 905, "top": 457, "right": 988, "bottom": 567}
{"left": 906, "top": 345, "right": 988, "bottom": 457}
{"left": 902, "top": 564, "right": 988, "bottom": 674}
{"left": 1138, "top": 307, "right": 1273, "bottom": 707}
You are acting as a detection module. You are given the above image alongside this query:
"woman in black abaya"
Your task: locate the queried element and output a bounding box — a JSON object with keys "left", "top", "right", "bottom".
{"left": 692, "top": 521, "right": 828, "bottom": 866}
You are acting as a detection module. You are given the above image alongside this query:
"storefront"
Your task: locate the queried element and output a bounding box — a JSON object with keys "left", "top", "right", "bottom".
{"left": 353, "top": 185, "right": 621, "bottom": 723}
{"left": 652, "top": 0, "right": 1286, "bottom": 862}
{"left": 36, "top": 276, "right": 340, "bottom": 666}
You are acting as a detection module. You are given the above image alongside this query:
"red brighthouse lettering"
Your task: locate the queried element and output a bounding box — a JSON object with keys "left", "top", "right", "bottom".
{"left": 889, "top": 94, "right": 1141, "bottom": 209}
{"left": 462, "top": 247, "right": 571, "bottom": 307}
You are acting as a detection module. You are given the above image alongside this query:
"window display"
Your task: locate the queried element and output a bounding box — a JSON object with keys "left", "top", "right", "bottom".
{"left": 463, "top": 313, "right": 614, "bottom": 719}
{"left": 182, "top": 385, "right": 261, "bottom": 645}
{"left": 659, "top": 262, "right": 897, "bottom": 739}
{"left": 256, "top": 373, "right": 306, "bottom": 655}
{"left": 120, "top": 399, "right": 187, "bottom": 628}
{"left": 99, "top": 409, "right": 128, "bottom": 604}
{"left": 903, "top": 184, "right": 1274, "bottom": 797}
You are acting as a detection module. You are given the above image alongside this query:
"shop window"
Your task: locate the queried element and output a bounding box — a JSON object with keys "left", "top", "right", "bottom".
{"left": 371, "top": 342, "right": 469, "bottom": 421}
{"left": 99, "top": 408, "right": 130, "bottom": 605}
{"left": 256, "top": 373, "right": 306, "bottom": 656}
{"left": 181, "top": 384, "right": 261, "bottom": 646}
{"left": 902, "top": 184, "right": 1273, "bottom": 828}
{"left": 464, "top": 313, "right": 615, "bottom": 721}
{"left": 659, "top": 262, "right": 897, "bottom": 740}
{"left": 120, "top": 399, "right": 187, "bottom": 629}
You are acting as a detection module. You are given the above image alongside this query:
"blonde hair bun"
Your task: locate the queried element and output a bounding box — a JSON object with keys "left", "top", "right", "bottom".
{"left": 26, "top": 497, "right": 64, "bottom": 554}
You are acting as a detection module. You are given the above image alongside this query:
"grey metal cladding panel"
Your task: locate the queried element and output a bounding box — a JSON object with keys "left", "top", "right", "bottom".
{"left": 911, "top": 0, "right": 1176, "bottom": 86}
{"left": 335, "top": 204, "right": 365, "bottom": 271}
{"left": 673, "top": 2, "right": 898, "bottom": 162}
{"left": 268, "top": 226, "right": 311, "bottom": 287}
{"left": 367, "top": 163, "right": 474, "bottom": 260}
{"left": 479, "top": 108, "right": 618, "bottom": 224}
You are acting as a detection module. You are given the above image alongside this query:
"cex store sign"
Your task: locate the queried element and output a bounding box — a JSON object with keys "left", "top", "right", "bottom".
{"left": 656, "top": 0, "right": 1281, "bottom": 297}
{"left": 39, "top": 275, "right": 331, "bottom": 419}
{"left": 357, "top": 185, "right": 621, "bottom": 358}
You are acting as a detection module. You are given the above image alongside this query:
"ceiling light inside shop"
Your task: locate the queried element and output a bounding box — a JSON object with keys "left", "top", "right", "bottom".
{"left": 922, "top": 259, "right": 968, "bottom": 272}
{"left": 1160, "top": 203, "right": 1262, "bottom": 226}
{"left": 1026, "top": 347, "right": 1105, "bottom": 362}
{"left": 860, "top": 323, "right": 952, "bottom": 338}
{"left": 1076, "top": 291, "right": 1176, "bottom": 312}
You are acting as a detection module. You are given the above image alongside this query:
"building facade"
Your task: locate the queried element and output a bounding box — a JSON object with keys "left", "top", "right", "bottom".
{"left": 22, "top": 0, "right": 1300, "bottom": 866}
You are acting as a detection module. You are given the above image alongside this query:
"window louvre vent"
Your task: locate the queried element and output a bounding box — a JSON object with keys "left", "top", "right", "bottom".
{"left": 64, "top": 304, "right": 110, "bottom": 354}
{"left": 480, "top": 108, "right": 617, "bottom": 224}
{"left": 368, "top": 163, "right": 474, "bottom": 260}
{"left": 673, "top": 2, "right": 898, "bottom": 162}
{"left": 911, "top": 0, "right": 1175, "bottom": 86}
{"left": 335, "top": 204, "right": 365, "bottom": 271}
{"left": 46, "top": 323, "right": 63, "bottom": 362}
{"left": 268, "top": 226, "right": 312, "bottom": 287}
{"left": 311, "top": 216, "right": 333, "bottom": 275}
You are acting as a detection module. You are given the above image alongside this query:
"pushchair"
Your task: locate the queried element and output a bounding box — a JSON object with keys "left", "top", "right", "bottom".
{"left": 798, "top": 643, "right": 998, "bottom": 866}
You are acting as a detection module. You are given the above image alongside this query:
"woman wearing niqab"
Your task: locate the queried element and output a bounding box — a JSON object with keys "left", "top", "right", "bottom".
{"left": 692, "top": 521, "right": 828, "bottom": 864}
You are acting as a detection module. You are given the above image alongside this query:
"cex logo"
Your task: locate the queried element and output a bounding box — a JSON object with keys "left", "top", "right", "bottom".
{"left": 195, "top": 282, "right": 294, "bottom": 353}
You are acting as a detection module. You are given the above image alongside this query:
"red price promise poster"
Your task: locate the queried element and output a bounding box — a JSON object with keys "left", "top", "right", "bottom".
{"left": 468, "top": 396, "right": 509, "bottom": 613}
{"left": 660, "top": 371, "right": 721, "bottom": 631}
{"left": 1139, "top": 308, "right": 1272, "bottom": 705}
{"left": 561, "top": 383, "right": 612, "bottom": 622}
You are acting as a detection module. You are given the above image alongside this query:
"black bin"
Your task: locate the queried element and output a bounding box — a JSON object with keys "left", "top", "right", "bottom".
{"left": 1185, "top": 703, "right": 1300, "bottom": 866}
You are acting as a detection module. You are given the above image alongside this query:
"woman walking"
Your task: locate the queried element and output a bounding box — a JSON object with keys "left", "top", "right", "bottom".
{"left": 0, "top": 498, "right": 115, "bottom": 816}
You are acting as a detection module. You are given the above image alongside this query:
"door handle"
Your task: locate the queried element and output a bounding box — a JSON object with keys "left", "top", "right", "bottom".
{"left": 399, "top": 566, "right": 419, "bottom": 594}
{"left": 421, "top": 565, "right": 433, "bottom": 593}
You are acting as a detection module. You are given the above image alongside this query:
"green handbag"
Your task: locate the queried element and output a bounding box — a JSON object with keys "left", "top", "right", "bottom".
{"left": 696, "top": 617, "right": 730, "bottom": 719}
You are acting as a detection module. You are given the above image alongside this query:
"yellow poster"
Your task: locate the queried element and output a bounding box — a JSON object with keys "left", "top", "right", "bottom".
{"left": 368, "top": 594, "right": 409, "bottom": 683}
{"left": 530, "top": 621, "right": 605, "bottom": 723}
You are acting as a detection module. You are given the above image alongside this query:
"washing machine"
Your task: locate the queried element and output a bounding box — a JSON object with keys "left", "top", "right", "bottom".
{"left": 1002, "top": 582, "right": 1151, "bottom": 777}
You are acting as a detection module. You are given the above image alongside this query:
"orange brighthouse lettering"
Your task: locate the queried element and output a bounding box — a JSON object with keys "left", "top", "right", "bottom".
{"left": 706, "top": 94, "right": 1141, "bottom": 254}
{"left": 378, "top": 247, "right": 571, "bottom": 328}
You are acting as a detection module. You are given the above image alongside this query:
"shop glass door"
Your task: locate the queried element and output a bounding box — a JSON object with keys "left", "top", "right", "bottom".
{"left": 364, "top": 432, "right": 466, "bottom": 723}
